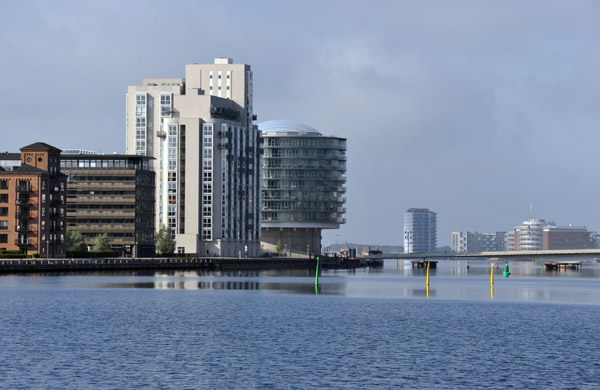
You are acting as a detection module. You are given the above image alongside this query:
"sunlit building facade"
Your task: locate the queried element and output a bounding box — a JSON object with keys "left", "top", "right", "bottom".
{"left": 125, "top": 58, "right": 260, "bottom": 257}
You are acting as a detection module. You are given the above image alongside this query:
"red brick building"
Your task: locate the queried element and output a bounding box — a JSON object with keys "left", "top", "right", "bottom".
{"left": 0, "top": 143, "right": 67, "bottom": 257}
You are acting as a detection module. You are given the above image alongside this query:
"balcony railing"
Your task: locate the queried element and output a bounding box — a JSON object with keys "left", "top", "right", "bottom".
{"left": 16, "top": 225, "right": 30, "bottom": 232}
{"left": 15, "top": 238, "right": 29, "bottom": 246}
{"left": 16, "top": 198, "right": 32, "bottom": 206}
{"left": 16, "top": 213, "right": 31, "bottom": 219}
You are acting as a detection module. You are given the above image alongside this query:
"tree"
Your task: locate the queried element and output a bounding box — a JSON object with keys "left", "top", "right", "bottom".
{"left": 66, "top": 229, "right": 87, "bottom": 252}
{"left": 275, "top": 239, "right": 283, "bottom": 254}
{"left": 156, "top": 224, "right": 175, "bottom": 256}
{"left": 93, "top": 233, "right": 111, "bottom": 252}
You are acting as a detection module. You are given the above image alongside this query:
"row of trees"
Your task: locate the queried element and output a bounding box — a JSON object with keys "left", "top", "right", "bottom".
{"left": 66, "top": 225, "right": 176, "bottom": 256}
{"left": 66, "top": 230, "right": 111, "bottom": 252}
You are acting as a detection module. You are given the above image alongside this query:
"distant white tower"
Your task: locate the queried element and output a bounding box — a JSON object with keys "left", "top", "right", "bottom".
{"left": 404, "top": 208, "right": 437, "bottom": 253}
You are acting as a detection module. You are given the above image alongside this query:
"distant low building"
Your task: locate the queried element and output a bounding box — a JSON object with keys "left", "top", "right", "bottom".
{"left": 590, "top": 232, "right": 600, "bottom": 249}
{"left": 514, "top": 218, "right": 554, "bottom": 251}
{"left": 508, "top": 217, "right": 595, "bottom": 251}
{"left": 451, "top": 231, "right": 505, "bottom": 253}
{"left": 542, "top": 226, "right": 594, "bottom": 250}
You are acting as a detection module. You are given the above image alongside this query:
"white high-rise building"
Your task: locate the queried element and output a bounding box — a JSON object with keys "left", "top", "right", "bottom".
{"left": 125, "top": 58, "right": 260, "bottom": 257}
{"left": 404, "top": 208, "right": 437, "bottom": 253}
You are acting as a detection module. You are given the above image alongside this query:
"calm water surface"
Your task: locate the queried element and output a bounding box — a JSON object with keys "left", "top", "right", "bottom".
{"left": 1, "top": 260, "right": 599, "bottom": 389}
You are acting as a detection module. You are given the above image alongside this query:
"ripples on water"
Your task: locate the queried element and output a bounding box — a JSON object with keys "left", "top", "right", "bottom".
{"left": 1, "top": 260, "right": 599, "bottom": 389}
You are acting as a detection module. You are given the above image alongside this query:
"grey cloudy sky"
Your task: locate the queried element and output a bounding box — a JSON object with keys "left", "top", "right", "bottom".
{"left": 1, "top": 0, "right": 599, "bottom": 246}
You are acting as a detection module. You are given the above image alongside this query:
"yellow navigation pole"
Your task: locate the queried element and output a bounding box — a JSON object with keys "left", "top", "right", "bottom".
{"left": 426, "top": 261, "right": 430, "bottom": 298}
{"left": 490, "top": 263, "right": 495, "bottom": 300}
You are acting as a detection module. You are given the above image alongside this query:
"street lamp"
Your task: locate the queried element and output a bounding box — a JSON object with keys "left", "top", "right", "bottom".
{"left": 307, "top": 244, "right": 310, "bottom": 258}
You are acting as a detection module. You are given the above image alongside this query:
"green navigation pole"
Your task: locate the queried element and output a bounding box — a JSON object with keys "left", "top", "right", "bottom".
{"left": 315, "top": 256, "right": 320, "bottom": 287}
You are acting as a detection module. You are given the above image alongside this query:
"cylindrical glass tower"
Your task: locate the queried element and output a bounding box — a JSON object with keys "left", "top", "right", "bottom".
{"left": 259, "top": 120, "right": 346, "bottom": 257}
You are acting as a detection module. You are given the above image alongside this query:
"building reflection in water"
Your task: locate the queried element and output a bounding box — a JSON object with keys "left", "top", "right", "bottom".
{"left": 102, "top": 270, "right": 346, "bottom": 295}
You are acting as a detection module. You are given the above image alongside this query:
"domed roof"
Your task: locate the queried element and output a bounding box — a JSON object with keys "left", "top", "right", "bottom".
{"left": 258, "top": 120, "right": 322, "bottom": 136}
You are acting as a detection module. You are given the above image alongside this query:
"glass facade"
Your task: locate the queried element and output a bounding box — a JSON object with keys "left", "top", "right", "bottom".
{"left": 260, "top": 121, "right": 347, "bottom": 228}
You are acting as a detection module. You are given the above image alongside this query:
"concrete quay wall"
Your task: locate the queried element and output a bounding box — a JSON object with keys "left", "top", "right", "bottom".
{"left": 0, "top": 256, "right": 365, "bottom": 273}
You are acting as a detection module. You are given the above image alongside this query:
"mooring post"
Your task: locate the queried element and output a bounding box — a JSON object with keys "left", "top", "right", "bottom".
{"left": 490, "top": 263, "right": 494, "bottom": 286}
{"left": 426, "top": 261, "right": 430, "bottom": 286}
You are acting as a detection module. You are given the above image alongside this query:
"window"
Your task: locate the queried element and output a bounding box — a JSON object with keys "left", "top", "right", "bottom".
{"left": 0, "top": 234, "right": 6, "bottom": 243}
{"left": 160, "top": 94, "right": 171, "bottom": 105}
{"left": 0, "top": 207, "right": 7, "bottom": 217}
{"left": 0, "top": 221, "right": 7, "bottom": 230}
{"left": 0, "top": 180, "right": 7, "bottom": 190}
{"left": 136, "top": 94, "right": 146, "bottom": 105}
{"left": 0, "top": 194, "right": 7, "bottom": 203}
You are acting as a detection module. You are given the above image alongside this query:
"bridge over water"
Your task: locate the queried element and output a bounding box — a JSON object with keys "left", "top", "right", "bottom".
{"left": 363, "top": 249, "right": 600, "bottom": 262}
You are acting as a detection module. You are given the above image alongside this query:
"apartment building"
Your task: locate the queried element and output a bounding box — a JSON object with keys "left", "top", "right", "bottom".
{"left": 259, "top": 120, "right": 346, "bottom": 257}
{"left": 125, "top": 58, "right": 260, "bottom": 256}
{"left": 0, "top": 143, "right": 67, "bottom": 257}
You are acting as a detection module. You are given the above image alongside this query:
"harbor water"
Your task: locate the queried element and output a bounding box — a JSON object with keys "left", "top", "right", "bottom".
{"left": 1, "top": 260, "right": 599, "bottom": 389}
